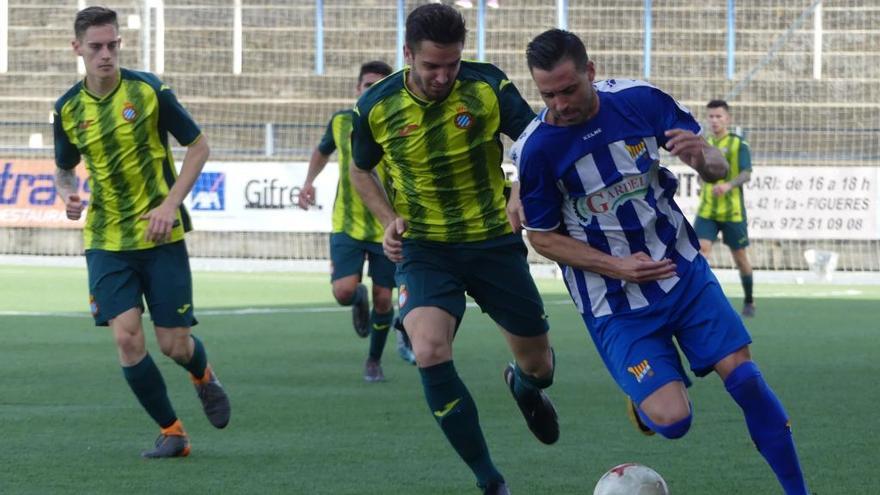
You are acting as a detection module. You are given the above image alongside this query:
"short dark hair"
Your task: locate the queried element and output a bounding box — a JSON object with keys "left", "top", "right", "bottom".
{"left": 405, "top": 3, "right": 466, "bottom": 51}
{"left": 358, "top": 60, "right": 393, "bottom": 83}
{"left": 707, "top": 99, "right": 730, "bottom": 112}
{"left": 74, "top": 6, "right": 118, "bottom": 40}
{"left": 526, "top": 29, "right": 589, "bottom": 73}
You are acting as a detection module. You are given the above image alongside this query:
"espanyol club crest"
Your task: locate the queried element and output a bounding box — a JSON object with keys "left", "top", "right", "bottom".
{"left": 121, "top": 102, "right": 138, "bottom": 122}
{"left": 453, "top": 110, "right": 474, "bottom": 129}
{"left": 398, "top": 284, "right": 408, "bottom": 308}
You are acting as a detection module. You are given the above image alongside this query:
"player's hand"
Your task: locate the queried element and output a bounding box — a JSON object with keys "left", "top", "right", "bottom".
{"left": 297, "top": 183, "right": 316, "bottom": 210}
{"left": 506, "top": 188, "right": 525, "bottom": 234}
{"left": 712, "top": 182, "right": 732, "bottom": 196}
{"left": 665, "top": 129, "right": 705, "bottom": 168}
{"left": 610, "top": 252, "right": 677, "bottom": 283}
{"left": 141, "top": 201, "right": 178, "bottom": 244}
{"left": 64, "top": 194, "right": 84, "bottom": 220}
{"left": 383, "top": 217, "right": 407, "bottom": 263}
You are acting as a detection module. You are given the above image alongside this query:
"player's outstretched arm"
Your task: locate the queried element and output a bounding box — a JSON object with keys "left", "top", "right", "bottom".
{"left": 298, "top": 147, "right": 330, "bottom": 210}
{"left": 142, "top": 135, "right": 210, "bottom": 243}
{"left": 527, "top": 230, "right": 677, "bottom": 283}
{"left": 665, "top": 129, "right": 728, "bottom": 182}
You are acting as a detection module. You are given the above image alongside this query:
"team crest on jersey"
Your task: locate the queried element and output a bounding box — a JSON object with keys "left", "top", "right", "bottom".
{"left": 625, "top": 140, "right": 647, "bottom": 160}
{"left": 398, "top": 285, "right": 408, "bottom": 307}
{"left": 121, "top": 103, "right": 138, "bottom": 122}
{"left": 626, "top": 359, "right": 653, "bottom": 383}
{"left": 453, "top": 110, "right": 474, "bottom": 129}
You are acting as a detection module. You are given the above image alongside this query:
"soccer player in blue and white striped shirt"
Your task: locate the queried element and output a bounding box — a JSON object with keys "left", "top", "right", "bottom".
{"left": 512, "top": 29, "right": 808, "bottom": 494}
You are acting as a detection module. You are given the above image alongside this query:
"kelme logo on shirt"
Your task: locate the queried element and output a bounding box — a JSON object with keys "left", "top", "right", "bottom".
{"left": 573, "top": 171, "right": 650, "bottom": 223}
{"left": 453, "top": 110, "right": 474, "bottom": 129}
{"left": 398, "top": 123, "right": 419, "bottom": 137}
{"left": 121, "top": 103, "right": 138, "bottom": 122}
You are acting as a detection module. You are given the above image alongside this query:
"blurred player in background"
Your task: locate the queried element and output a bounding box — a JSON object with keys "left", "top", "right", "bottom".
{"left": 514, "top": 29, "right": 808, "bottom": 495}
{"left": 695, "top": 99, "right": 755, "bottom": 317}
{"left": 53, "top": 6, "right": 230, "bottom": 458}
{"left": 350, "top": 4, "right": 557, "bottom": 494}
{"left": 298, "top": 60, "right": 416, "bottom": 382}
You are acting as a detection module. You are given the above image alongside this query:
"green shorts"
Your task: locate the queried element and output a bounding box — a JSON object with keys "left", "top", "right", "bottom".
{"left": 329, "top": 232, "right": 396, "bottom": 289}
{"left": 85, "top": 240, "right": 197, "bottom": 328}
{"left": 693, "top": 216, "right": 750, "bottom": 250}
{"left": 395, "top": 233, "right": 549, "bottom": 337}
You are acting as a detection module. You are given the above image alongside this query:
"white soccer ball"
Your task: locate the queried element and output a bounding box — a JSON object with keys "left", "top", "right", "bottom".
{"left": 593, "top": 463, "right": 669, "bottom": 495}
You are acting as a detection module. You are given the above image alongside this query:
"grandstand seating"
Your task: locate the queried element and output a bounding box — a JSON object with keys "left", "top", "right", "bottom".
{"left": 1, "top": 0, "right": 878, "bottom": 271}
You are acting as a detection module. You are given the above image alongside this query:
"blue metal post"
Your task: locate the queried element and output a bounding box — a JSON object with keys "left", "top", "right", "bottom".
{"left": 315, "top": 0, "right": 324, "bottom": 75}
{"left": 396, "top": 0, "right": 405, "bottom": 69}
{"left": 727, "top": 0, "right": 736, "bottom": 80}
{"left": 643, "top": 0, "right": 652, "bottom": 79}
{"left": 556, "top": 0, "right": 567, "bottom": 30}
{"left": 477, "top": 0, "right": 486, "bottom": 62}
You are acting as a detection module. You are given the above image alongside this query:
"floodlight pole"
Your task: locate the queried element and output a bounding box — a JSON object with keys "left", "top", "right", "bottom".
{"left": 556, "top": 0, "right": 567, "bottom": 30}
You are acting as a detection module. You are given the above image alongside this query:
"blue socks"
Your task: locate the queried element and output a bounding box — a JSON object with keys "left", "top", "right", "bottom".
{"left": 368, "top": 309, "right": 393, "bottom": 361}
{"left": 725, "top": 361, "right": 808, "bottom": 495}
{"left": 637, "top": 406, "right": 692, "bottom": 439}
{"left": 122, "top": 353, "right": 177, "bottom": 428}
{"left": 419, "top": 361, "right": 503, "bottom": 487}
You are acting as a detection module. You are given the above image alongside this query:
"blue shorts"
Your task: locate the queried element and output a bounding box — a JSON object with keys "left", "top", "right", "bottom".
{"left": 329, "top": 232, "right": 396, "bottom": 289}
{"left": 85, "top": 241, "right": 197, "bottom": 328}
{"left": 586, "top": 256, "right": 752, "bottom": 404}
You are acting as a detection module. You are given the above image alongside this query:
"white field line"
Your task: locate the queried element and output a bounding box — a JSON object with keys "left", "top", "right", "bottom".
{"left": 0, "top": 291, "right": 867, "bottom": 318}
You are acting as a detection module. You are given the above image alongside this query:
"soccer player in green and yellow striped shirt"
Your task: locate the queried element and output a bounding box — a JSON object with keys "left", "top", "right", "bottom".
{"left": 52, "top": 6, "right": 229, "bottom": 459}
{"left": 349, "top": 5, "right": 557, "bottom": 494}
{"left": 297, "top": 60, "right": 415, "bottom": 381}
{"left": 694, "top": 99, "right": 755, "bottom": 317}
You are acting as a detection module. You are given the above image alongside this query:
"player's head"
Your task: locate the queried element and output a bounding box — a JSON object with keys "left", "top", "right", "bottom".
{"left": 404, "top": 3, "right": 467, "bottom": 101}
{"left": 707, "top": 99, "right": 731, "bottom": 135}
{"left": 72, "top": 6, "right": 121, "bottom": 79}
{"left": 527, "top": 29, "right": 597, "bottom": 127}
{"left": 357, "top": 60, "right": 393, "bottom": 96}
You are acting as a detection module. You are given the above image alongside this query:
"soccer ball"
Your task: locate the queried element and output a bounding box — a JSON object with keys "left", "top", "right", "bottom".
{"left": 593, "top": 463, "right": 669, "bottom": 495}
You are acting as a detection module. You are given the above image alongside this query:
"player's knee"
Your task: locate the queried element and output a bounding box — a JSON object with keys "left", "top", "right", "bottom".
{"left": 114, "top": 331, "right": 143, "bottom": 356}
{"left": 641, "top": 398, "right": 692, "bottom": 439}
{"left": 332, "top": 286, "right": 356, "bottom": 305}
{"left": 372, "top": 292, "right": 393, "bottom": 314}
{"left": 158, "top": 338, "right": 189, "bottom": 362}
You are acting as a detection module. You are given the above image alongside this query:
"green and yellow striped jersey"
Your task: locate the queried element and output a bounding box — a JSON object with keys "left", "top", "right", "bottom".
{"left": 318, "top": 109, "right": 389, "bottom": 243}
{"left": 54, "top": 68, "right": 202, "bottom": 251}
{"left": 698, "top": 132, "right": 752, "bottom": 222}
{"left": 352, "top": 61, "right": 535, "bottom": 243}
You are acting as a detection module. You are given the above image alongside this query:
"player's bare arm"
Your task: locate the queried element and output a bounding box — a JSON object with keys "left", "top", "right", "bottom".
{"left": 142, "top": 135, "right": 210, "bottom": 243}
{"left": 349, "top": 164, "right": 405, "bottom": 261}
{"left": 665, "top": 129, "right": 728, "bottom": 182}
{"left": 713, "top": 169, "right": 751, "bottom": 196}
{"left": 528, "top": 229, "right": 676, "bottom": 283}
{"left": 55, "top": 167, "right": 84, "bottom": 220}
{"left": 505, "top": 181, "right": 525, "bottom": 233}
{"left": 298, "top": 147, "right": 331, "bottom": 209}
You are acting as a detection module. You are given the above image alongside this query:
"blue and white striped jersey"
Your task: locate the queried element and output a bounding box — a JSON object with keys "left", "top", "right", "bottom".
{"left": 513, "top": 79, "right": 703, "bottom": 321}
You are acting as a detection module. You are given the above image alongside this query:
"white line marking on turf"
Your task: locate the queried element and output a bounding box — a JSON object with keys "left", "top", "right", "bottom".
{"left": 0, "top": 291, "right": 869, "bottom": 318}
